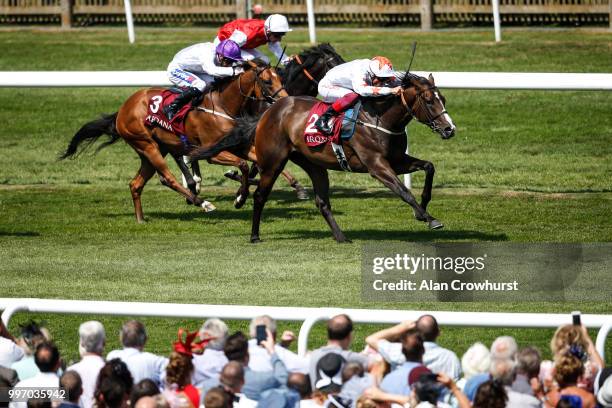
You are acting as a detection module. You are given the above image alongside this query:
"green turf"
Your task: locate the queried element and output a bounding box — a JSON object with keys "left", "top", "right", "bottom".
{"left": 0, "top": 28, "right": 610, "bottom": 364}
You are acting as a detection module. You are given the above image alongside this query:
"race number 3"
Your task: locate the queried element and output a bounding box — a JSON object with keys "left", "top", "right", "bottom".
{"left": 149, "top": 95, "right": 163, "bottom": 113}
{"left": 305, "top": 114, "right": 319, "bottom": 134}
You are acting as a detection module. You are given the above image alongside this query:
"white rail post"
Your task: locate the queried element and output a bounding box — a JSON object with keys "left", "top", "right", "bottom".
{"left": 595, "top": 322, "right": 611, "bottom": 362}
{"left": 124, "top": 0, "right": 135, "bottom": 44}
{"left": 306, "top": 0, "right": 317, "bottom": 45}
{"left": 492, "top": 0, "right": 502, "bottom": 42}
{"left": 1, "top": 303, "right": 28, "bottom": 327}
{"left": 403, "top": 128, "right": 411, "bottom": 189}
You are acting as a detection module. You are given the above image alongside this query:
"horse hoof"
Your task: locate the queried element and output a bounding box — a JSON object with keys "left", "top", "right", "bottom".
{"left": 250, "top": 236, "right": 262, "bottom": 244}
{"left": 429, "top": 219, "right": 444, "bottom": 230}
{"left": 234, "top": 195, "right": 246, "bottom": 209}
{"left": 201, "top": 201, "right": 216, "bottom": 212}
{"left": 296, "top": 188, "right": 309, "bottom": 200}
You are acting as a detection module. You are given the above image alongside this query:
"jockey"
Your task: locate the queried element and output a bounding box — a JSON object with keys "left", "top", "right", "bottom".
{"left": 315, "top": 56, "right": 403, "bottom": 135}
{"left": 164, "top": 40, "right": 244, "bottom": 121}
{"left": 214, "top": 14, "right": 292, "bottom": 65}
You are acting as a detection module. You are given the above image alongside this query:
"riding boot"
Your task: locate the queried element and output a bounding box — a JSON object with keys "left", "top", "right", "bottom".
{"left": 314, "top": 107, "right": 339, "bottom": 135}
{"left": 164, "top": 88, "right": 203, "bottom": 121}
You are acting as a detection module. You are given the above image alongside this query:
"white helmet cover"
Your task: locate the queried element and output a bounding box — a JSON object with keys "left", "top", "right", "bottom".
{"left": 368, "top": 56, "right": 395, "bottom": 78}
{"left": 264, "top": 14, "right": 292, "bottom": 33}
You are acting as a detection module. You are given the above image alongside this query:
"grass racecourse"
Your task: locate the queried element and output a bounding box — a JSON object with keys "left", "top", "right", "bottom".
{"left": 0, "top": 27, "right": 611, "bottom": 365}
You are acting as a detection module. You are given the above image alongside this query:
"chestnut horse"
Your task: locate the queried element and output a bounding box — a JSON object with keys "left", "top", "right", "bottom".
{"left": 61, "top": 60, "right": 287, "bottom": 223}
{"left": 192, "top": 73, "right": 456, "bottom": 242}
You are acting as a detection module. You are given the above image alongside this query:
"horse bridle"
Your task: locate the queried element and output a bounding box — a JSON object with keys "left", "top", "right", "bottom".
{"left": 238, "top": 64, "right": 286, "bottom": 104}
{"left": 400, "top": 85, "right": 449, "bottom": 133}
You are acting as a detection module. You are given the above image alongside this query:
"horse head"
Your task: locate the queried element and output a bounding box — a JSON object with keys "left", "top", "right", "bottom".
{"left": 282, "top": 43, "right": 345, "bottom": 96}
{"left": 240, "top": 59, "right": 288, "bottom": 105}
{"left": 401, "top": 73, "right": 456, "bottom": 139}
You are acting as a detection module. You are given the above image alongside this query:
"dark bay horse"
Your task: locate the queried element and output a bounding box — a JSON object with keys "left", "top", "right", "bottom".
{"left": 193, "top": 73, "right": 456, "bottom": 242}
{"left": 61, "top": 60, "right": 287, "bottom": 223}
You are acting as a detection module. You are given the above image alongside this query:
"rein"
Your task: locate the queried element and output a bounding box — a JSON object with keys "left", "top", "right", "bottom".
{"left": 294, "top": 55, "right": 317, "bottom": 83}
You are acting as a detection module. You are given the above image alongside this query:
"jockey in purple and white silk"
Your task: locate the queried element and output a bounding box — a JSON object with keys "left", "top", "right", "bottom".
{"left": 164, "top": 40, "right": 244, "bottom": 121}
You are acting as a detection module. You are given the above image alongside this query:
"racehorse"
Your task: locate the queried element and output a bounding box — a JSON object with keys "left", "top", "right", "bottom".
{"left": 191, "top": 72, "right": 456, "bottom": 242}
{"left": 61, "top": 59, "right": 287, "bottom": 223}
{"left": 187, "top": 43, "right": 346, "bottom": 198}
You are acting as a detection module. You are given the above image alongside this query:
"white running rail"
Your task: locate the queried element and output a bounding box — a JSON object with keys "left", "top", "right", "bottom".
{"left": 0, "top": 298, "right": 610, "bottom": 360}
{"left": 1, "top": 71, "right": 612, "bottom": 90}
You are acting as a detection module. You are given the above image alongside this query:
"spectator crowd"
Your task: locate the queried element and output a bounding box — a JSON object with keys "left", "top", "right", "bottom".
{"left": 0, "top": 313, "right": 610, "bottom": 408}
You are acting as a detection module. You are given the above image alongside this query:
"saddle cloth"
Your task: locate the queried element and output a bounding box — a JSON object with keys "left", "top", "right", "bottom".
{"left": 144, "top": 89, "right": 192, "bottom": 137}
{"left": 304, "top": 100, "right": 361, "bottom": 147}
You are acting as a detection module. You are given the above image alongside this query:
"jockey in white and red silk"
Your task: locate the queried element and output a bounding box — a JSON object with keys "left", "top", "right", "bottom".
{"left": 214, "top": 14, "right": 292, "bottom": 65}
{"left": 315, "top": 56, "right": 403, "bottom": 135}
{"left": 164, "top": 40, "right": 244, "bottom": 121}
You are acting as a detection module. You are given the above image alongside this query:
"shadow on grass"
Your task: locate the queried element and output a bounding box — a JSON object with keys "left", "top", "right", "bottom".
{"left": 0, "top": 231, "right": 41, "bottom": 237}
{"left": 278, "top": 229, "right": 508, "bottom": 242}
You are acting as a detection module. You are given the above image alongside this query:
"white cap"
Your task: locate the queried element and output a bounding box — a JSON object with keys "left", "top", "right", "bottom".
{"left": 368, "top": 56, "right": 395, "bottom": 78}
{"left": 265, "top": 14, "right": 292, "bottom": 33}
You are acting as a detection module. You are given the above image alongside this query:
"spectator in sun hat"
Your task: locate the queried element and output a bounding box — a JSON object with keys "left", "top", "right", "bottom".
{"left": 313, "top": 353, "right": 351, "bottom": 407}
{"left": 11, "top": 320, "right": 52, "bottom": 382}
{"left": 107, "top": 320, "right": 168, "bottom": 387}
{"left": 163, "top": 328, "right": 210, "bottom": 408}
{"left": 309, "top": 314, "right": 368, "bottom": 390}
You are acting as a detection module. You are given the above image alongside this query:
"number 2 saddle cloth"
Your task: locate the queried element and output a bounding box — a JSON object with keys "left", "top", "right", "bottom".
{"left": 303, "top": 100, "right": 362, "bottom": 148}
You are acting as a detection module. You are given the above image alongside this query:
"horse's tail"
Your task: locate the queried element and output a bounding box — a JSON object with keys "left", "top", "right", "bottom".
{"left": 59, "top": 112, "right": 120, "bottom": 160}
{"left": 189, "top": 115, "right": 259, "bottom": 161}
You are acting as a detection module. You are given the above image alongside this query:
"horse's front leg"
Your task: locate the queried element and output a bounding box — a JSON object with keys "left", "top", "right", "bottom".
{"left": 391, "top": 154, "right": 436, "bottom": 219}
{"left": 209, "top": 151, "right": 250, "bottom": 209}
{"left": 365, "top": 155, "right": 443, "bottom": 230}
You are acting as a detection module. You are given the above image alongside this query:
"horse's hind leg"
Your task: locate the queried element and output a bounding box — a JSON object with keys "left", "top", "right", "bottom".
{"left": 140, "top": 144, "right": 214, "bottom": 212}
{"left": 129, "top": 156, "right": 156, "bottom": 223}
{"left": 290, "top": 153, "right": 348, "bottom": 243}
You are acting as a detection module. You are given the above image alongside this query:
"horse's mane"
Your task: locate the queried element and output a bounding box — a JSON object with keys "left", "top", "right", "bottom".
{"left": 401, "top": 72, "right": 429, "bottom": 88}
{"left": 282, "top": 43, "right": 345, "bottom": 85}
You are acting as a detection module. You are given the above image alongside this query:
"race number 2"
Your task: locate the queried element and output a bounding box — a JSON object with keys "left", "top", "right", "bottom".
{"left": 305, "top": 114, "right": 319, "bottom": 134}
{"left": 149, "top": 95, "right": 163, "bottom": 113}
